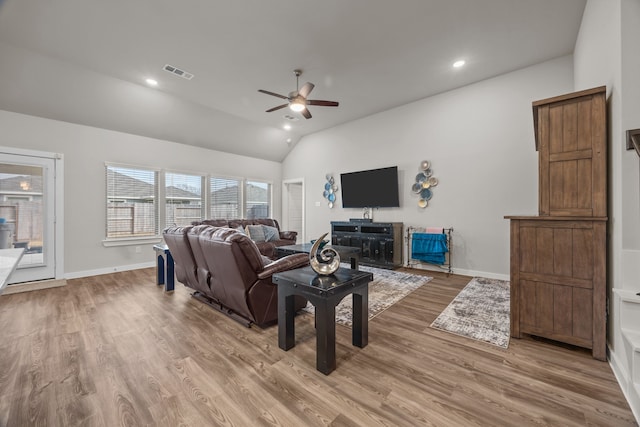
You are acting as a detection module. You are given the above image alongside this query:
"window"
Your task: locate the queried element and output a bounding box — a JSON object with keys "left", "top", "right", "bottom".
{"left": 165, "top": 172, "right": 204, "bottom": 227}
{"left": 245, "top": 180, "right": 271, "bottom": 219}
{"left": 105, "top": 165, "right": 273, "bottom": 241}
{"left": 106, "top": 165, "right": 158, "bottom": 238}
{"left": 210, "top": 176, "right": 242, "bottom": 219}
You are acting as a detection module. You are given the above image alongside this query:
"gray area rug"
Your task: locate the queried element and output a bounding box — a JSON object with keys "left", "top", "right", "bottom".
{"left": 430, "top": 277, "right": 510, "bottom": 348}
{"left": 303, "top": 265, "right": 432, "bottom": 327}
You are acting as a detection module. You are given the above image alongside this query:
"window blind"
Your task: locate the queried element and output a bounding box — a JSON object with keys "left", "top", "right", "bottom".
{"left": 210, "top": 176, "right": 242, "bottom": 219}
{"left": 106, "top": 165, "right": 158, "bottom": 238}
{"left": 165, "top": 172, "right": 204, "bottom": 228}
{"left": 245, "top": 180, "right": 271, "bottom": 219}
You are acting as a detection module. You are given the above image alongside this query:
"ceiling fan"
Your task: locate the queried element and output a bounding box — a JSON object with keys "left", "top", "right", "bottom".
{"left": 258, "top": 69, "right": 339, "bottom": 119}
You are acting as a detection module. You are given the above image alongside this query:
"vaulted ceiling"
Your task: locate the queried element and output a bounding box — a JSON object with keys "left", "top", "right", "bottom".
{"left": 0, "top": 0, "right": 586, "bottom": 161}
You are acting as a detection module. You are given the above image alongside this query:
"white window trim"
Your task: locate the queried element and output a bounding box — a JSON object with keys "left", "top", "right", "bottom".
{"left": 104, "top": 162, "right": 160, "bottom": 244}
{"left": 102, "top": 236, "right": 162, "bottom": 247}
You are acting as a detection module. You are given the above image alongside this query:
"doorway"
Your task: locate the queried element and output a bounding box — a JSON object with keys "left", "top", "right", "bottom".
{"left": 0, "top": 147, "right": 63, "bottom": 284}
{"left": 283, "top": 179, "right": 304, "bottom": 243}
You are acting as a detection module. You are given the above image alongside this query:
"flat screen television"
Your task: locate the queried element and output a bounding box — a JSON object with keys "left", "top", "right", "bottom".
{"left": 340, "top": 166, "right": 400, "bottom": 208}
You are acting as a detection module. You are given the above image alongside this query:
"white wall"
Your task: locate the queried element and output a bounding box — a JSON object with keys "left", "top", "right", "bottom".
{"left": 574, "top": 0, "right": 626, "bottom": 287}
{"left": 283, "top": 56, "right": 574, "bottom": 279}
{"left": 620, "top": 0, "right": 640, "bottom": 284}
{"left": 574, "top": 0, "right": 640, "bottom": 421}
{"left": 0, "top": 110, "right": 282, "bottom": 277}
{"left": 0, "top": 41, "right": 294, "bottom": 162}
{"left": 574, "top": 0, "right": 640, "bottom": 288}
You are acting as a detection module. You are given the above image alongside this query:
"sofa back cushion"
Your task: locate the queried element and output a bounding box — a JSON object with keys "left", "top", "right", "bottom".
{"left": 186, "top": 225, "right": 217, "bottom": 296}
{"left": 252, "top": 218, "right": 280, "bottom": 230}
{"left": 196, "top": 227, "right": 264, "bottom": 319}
{"left": 244, "top": 224, "right": 266, "bottom": 242}
{"left": 163, "top": 226, "right": 197, "bottom": 289}
{"left": 261, "top": 224, "right": 280, "bottom": 242}
{"left": 200, "top": 219, "right": 229, "bottom": 227}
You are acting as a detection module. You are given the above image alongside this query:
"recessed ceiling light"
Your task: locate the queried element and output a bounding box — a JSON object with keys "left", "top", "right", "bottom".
{"left": 283, "top": 124, "right": 292, "bottom": 131}
{"left": 145, "top": 78, "right": 158, "bottom": 86}
{"left": 453, "top": 60, "right": 466, "bottom": 68}
{"left": 286, "top": 138, "right": 292, "bottom": 143}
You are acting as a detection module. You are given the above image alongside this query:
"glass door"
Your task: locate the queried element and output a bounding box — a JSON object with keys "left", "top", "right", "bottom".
{"left": 0, "top": 153, "right": 56, "bottom": 283}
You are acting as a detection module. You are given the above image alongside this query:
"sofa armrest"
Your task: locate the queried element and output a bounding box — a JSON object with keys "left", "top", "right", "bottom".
{"left": 258, "top": 253, "right": 309, "bottom": 279}
{"left": 279, "top": 230, "right": 298, "bottom": 241}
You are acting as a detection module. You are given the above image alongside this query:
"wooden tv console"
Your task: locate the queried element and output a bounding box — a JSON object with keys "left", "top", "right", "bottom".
{"left": 330, "top": 220, "right": 402, "bottom": 269}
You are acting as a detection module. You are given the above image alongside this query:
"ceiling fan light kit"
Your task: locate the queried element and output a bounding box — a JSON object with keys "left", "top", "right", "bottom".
{"left": 258, "top": 69, "right": 339, "bottom": 119}
{"left": 289, "top": 98, "right": 306, "bottom": 112}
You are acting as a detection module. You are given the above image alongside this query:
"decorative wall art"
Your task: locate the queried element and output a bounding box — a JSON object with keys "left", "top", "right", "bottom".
{"left": 322, "top": 174, "right": 338, "bottom": 208}
{"left": 412, "top": 160, "right": 439, "bottom": 208}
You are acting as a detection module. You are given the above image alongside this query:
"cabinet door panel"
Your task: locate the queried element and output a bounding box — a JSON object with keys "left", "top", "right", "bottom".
{"left": 336, "top": 236, "right": 350, "bottom": 246}
{"left": 381, "top": 238, "right": 394, "bottom": 263}
{"left": 520, "top": 227, "right": 536, "bottom": 272}
{"left": 350, "top": 237, "right": 362, "bottom": 250}
{"left": 573, "top": 287, "right": 593, "bottom": 341}
{"left": 577, "top": 98, "right": 592, "bottom": 151}
{"left": 553, "top": 228, "right": 573, "bottom": 276}
{"left": 561, "top": 160, "right": 578, "bottom": 209}
{"left": 572, "top": 228, "right": 594, "bottom": 281}
{"left": 520, "top": 280, "right": 537, "bottom": 328}
{"left": 562, "top": 102, "right": 578, "bottom": 152}
{"left": 537, "top": 89, "right": 606, "bottom": 217}
{"left": 577, "top": 159, "right": 592, "bottom": 209}
{"left": 553, "top": 285, "right": 573, "bottom": 336}
{"left": 549, "top": 162, "right": 564, "bottom": 212}
{"left": 535, "top": 228, "right": 554, "bottom": 274}
{"left": 549, "top": 105, "right": 564, "bottom": 154}
{"left": 537, "top": 282, "right": 554, "bottom": 332}
{"left": 369, "top": 238, "right": 381, "bottom": 261}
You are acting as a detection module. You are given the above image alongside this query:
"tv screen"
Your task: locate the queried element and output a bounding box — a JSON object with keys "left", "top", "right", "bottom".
{"left": 340, "top": 166, "right": 400, "bottom": 208}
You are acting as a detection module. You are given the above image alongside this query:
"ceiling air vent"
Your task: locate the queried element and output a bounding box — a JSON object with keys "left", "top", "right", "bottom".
{"left": 283, "top": 114, "right": 299, "bottom": 121}
{"left": 163, "top": 64, "right": 194, "bottom": 80}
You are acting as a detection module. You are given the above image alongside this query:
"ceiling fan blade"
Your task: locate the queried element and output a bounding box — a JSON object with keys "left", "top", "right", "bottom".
{"left": 307, "top": 100, "right": 339, "bottom": 107}
{"left": 258, "top": 89, "right": 289, "bottom": 100}
{"left": 298, "top": 82, "right": 315, "bottom": 98}
{"left": 301, "top": 108, "right": 312, "bottom": 119}
{"left": 266, "top": 104, "right": 288, "bottom": 112}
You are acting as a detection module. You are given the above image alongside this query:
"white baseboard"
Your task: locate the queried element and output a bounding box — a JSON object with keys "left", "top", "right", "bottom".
{"left": 64, "top": 261, "right": 155, "bottom": 280}
{"left": 2, "top": 278, "right": 67, "bottom": 294}
{"left": 609, "top": 345, "right": 640, "bottom": 424}
{"left": 406, "top": 263, "right": 509, "bottom": 281}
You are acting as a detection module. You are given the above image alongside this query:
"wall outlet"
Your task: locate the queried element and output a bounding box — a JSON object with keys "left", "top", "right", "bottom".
{"left": 135, "top": 246, "right": 142, "bottom": 253}
{"left": 315, "top": 201, "right": 321, "bottom": 207}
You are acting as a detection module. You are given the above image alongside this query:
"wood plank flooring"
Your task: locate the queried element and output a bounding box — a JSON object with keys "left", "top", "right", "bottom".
{"left": 0, "top": 268, "right": 636, "bottom": 426}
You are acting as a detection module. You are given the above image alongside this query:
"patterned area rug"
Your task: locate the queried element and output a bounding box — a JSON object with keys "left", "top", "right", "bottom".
{"left": 430, "top": 277, "right": 510, "bottom": 348}
{"left": 303, "top": 265, "right": 432, "bottom": 326}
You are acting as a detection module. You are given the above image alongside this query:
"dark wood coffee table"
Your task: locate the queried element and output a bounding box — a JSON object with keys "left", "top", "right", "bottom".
{"left": 276, "top": 243, "right": 361, "bottom": 269}
{"left": 273, "top": 266, "right": 373, "bottom": 375}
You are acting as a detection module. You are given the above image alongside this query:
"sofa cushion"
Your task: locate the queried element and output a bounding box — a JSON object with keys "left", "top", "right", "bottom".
{"left": 262, "top": 224, "right": 280, "bottom": 242}
{"left": 245, "top": 224, "right": 266, "bottom": 242}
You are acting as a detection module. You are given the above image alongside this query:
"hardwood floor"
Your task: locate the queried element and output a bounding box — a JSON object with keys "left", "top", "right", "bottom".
{"left": 0, "top": 268, "right": 636, "bottom": 426}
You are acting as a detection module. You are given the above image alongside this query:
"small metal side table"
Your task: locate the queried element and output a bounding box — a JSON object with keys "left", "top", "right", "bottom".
{"left": 153, "top": 244, "right": 174, "bottom": 292}
{"left": 273, "top": 266, "right": 373, "bottom": 375}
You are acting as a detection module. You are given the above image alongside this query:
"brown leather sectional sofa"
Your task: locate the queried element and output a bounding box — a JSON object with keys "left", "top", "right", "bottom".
{"left": 163, "top": 224, "right": 308, "bottom": 326}
{"left": 192, "top": 218, "right": 297, "bottom": 259}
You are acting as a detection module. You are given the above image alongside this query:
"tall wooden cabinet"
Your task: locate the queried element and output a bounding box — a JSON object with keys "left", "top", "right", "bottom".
{"left": 506, "top": 86, "right": 607, "bottom": 361}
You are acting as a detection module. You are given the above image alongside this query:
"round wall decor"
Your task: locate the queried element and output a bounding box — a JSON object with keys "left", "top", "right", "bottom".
{"left": 412, "top": 160, "right": 439, "bottom": 208}
{"left": 323, "top": 174, "right": 338, "bottom": 208}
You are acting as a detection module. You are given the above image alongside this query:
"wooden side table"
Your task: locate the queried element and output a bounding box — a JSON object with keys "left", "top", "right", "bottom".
{"left": 273, "top": 266, "right": 373, "bottom": 375}
{"left": 153, "top": 244, "right": 174, "bottom": 292}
